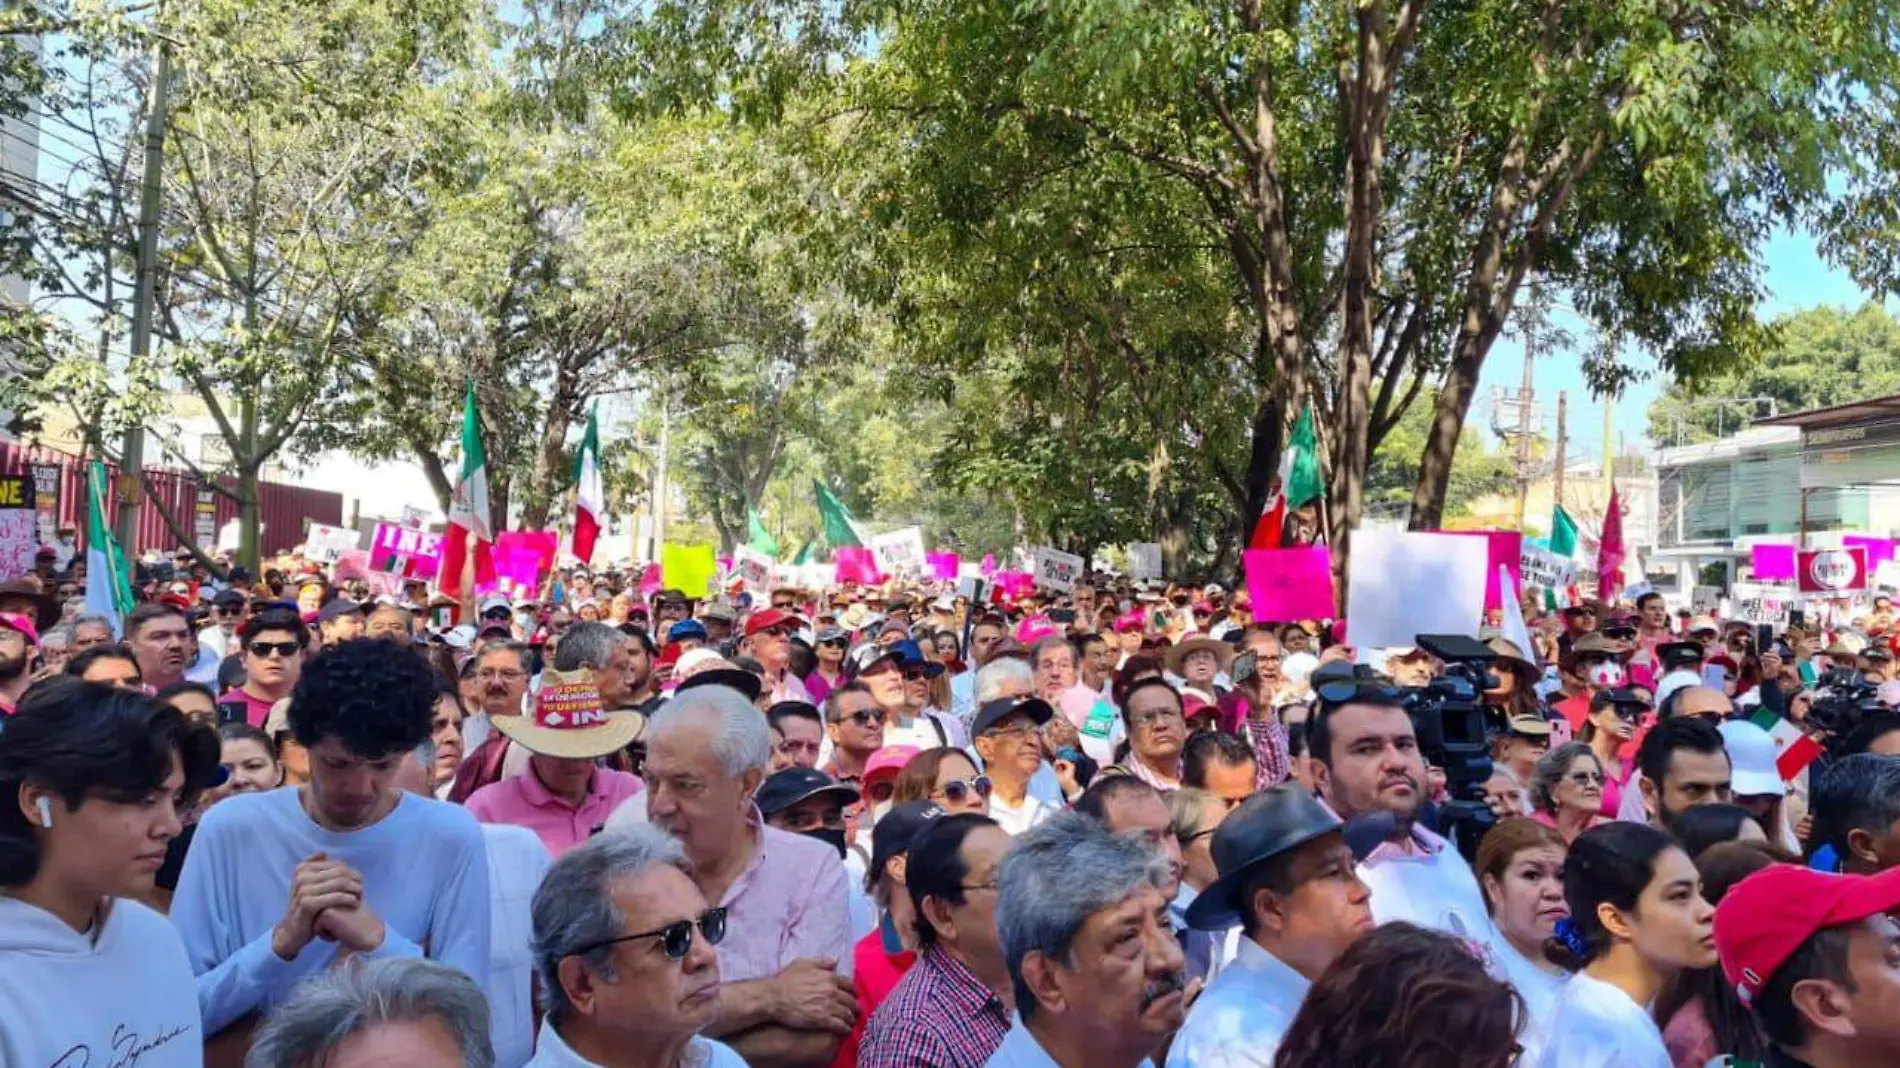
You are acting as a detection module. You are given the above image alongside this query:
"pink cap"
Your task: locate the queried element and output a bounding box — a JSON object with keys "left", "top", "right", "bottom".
{"left": 863, "top": 745, "right": 921, "bottom": 785}
{"left": 1015, "top": 615, "right": 1059, "bottom": 645}
{"left": 0, "top": 611, "right": 40, "bottom": 647}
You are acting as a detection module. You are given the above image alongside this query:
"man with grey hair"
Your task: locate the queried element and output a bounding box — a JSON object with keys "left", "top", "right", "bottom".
{"left": 628, "top": 684, "right": 856, "bottom": 1067}
{"left": 244, "top": 957, "right": 493, "bottom": 1068}
{"left": 987, "top": 810, "right": 1190, "bottom": 1068}
{"left": 524, "top": 824, "right": 746, "bottom": 1068}
{"left": 555, "top": 622, "right": 650, "bottom": 714}
{"left": 69, "top": 613, "right": 114, "bottom": 652}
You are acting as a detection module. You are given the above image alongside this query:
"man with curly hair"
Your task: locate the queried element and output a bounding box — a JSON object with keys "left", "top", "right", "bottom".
{"left": 171, "top": 638, "right": 492, "bottom": 1052}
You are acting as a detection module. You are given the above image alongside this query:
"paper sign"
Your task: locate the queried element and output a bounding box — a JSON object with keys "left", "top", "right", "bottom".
{"left": 1844, "top": 535, "right": 1898, "bottom": 571}
{"left": 1731, "top": 582, "right": 1796, "bottom": 625}
{"left": 400, "top": 505, "right": 429, "bottom": 530}
{"left": 305, "top": 522, "right": 361, "bottom": 564}
{"left": 1751, "top": 543, "right": 1796, "bottom": 581}
{"left": 1875, "top": 560, "right": 1900, "bottom": 593}
{"left": 835, "top": 545, "right": 884, "bottom": 585}
{"left": 870, "top": 526, "right": 927, "bottom": 578}
{"left": 662, "top": 544, "right": 719, "bottom": 598}
{"left": 1243, "top": 547, "right": 1336, "bottom": 621}
{"left": 980, "top": 553, "right": 997, "bottom": 577}
{"left": 1440, "top": 530, "right": 1522, "bottom": 613}
{"left": 994, "top": 569, "right": 1036, "bottom": 599}
{"left": 28, "top": 463, "right": 60, "bottom": 546}
{"left": 497, "top": 531, "right": 559, "bottom": 576}
{"left": 1519, "top": 545, "right": 1577, "bottom": 591}
{"left": 0, "top": 474, "right": 36, "bottom": 581}
{"left": 1345, "top": 530, "right": 1488, "bottom": 648}
{"left": 1128, "top": 542, "right": 1162, "bottom": 581}
{"left": 493, "top": 544, "right": 543, "bottom": 588}
{"left": 731, "top": 545, "right": 775, "bottom": 595}
{"left": 1799, "top": 547, "right": 1868, "bottom": 594}
{"left": 925, "top": 552, "right": 960, "bottom": 581}
{"left": 370, "top": 523, "right": 444, "bottom": 580}
{"left": 1033, "top": 547, "right": 1085, "bottom": 593}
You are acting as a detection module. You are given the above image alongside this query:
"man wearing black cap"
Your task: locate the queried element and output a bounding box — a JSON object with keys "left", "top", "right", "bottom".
{"left": 1169, "top": 785, "right": 1372, "bottom": 1068}
{"left": 317, "top": 597, "right": 366, "bottom": 647}
{"left": 839, "top": 801, "right": 946, "bottom": 1068}
{"left": 971, "top": 696, "right": 1057, "bottom": 836}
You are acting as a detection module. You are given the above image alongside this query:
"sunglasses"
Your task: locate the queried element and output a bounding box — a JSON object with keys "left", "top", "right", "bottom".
{"left": 935, "top": 775, "right": 993, "bottom": 805}
{"left": 215, "top": 603, "right": 245, "bottom": 616}
{"left": 247, "top": 641, "right": 302, "bottom": 658}
{"left": 841, "top": 709, "right": 886, "bottom": 728}
{"left": 576, "top": 907, "right": 728, "bottom": 962}
{"left": 1314, "top": 673, "right": 1403, "bottom": 707}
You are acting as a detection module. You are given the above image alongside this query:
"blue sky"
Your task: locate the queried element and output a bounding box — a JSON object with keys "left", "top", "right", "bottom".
{"left": 1472, "top": 226, "right": 1884, "bottom": 455}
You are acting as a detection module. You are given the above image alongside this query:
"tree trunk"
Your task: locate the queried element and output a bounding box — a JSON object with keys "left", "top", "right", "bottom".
{"left": 237, "top": 464, "right": 261, "bottom": 574}
{"left": 1408, "top": 347, "right": 1482, "bottom": 531}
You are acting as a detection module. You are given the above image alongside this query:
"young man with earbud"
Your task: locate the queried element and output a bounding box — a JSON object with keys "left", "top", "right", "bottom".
{"left": 0, "top": 679, "right": 224, "bottom": 1068}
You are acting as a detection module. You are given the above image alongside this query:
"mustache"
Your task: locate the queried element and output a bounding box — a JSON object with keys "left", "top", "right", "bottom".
{"left": 1141, "top": 970, "right": 1187, "bottom": 1009}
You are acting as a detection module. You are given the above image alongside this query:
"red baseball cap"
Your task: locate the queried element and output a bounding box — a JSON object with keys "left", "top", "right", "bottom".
{"left": 1715, "top": 864, "right": 1900, "bottom": 1005}
{"left": 0, "top": 611, "right": 40, "bottom": 647}
{"left": 744, "top": 608, "right": 805, "bottom": 638}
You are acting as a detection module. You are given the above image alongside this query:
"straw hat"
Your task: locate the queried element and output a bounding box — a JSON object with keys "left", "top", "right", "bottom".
{"left": 1166, "top": 636, "right": 1236, "bottom": 677}
{"left": 490, "top": 668, "right": 645, "bottom": 760}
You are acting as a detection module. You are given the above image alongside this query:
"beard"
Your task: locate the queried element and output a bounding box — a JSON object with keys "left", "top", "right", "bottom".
{"left": 0, "top": 648, "right": 26, "bottom": 682}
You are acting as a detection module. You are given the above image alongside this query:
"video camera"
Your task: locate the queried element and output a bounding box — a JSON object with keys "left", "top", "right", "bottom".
{"left": 1810, "top": 666, "right": 1883, "bottom": 754}
{"left": 1402, "top": 634, "right": 1501, "bottom": 862}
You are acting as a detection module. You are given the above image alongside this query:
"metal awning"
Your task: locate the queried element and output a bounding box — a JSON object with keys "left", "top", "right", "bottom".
{"left": 1755, "top": 394, "right": 1900, "bottom": 431}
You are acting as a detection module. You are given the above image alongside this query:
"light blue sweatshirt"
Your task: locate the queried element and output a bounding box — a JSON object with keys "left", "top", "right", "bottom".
{"left": 170, "top": 787, "right": 491, "bottom": 1035}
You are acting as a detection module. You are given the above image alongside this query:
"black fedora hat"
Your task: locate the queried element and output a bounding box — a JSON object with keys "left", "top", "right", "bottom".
{"left": 1184, "top": 784, "right": 1343, "bottom": 932}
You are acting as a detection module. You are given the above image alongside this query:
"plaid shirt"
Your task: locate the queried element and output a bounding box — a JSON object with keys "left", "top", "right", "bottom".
{"left": 859, "top": 944, "right": 1010, "bottom": 1068}
{"left": 1242, "top": 715, "right": 1291, "bottom": 790}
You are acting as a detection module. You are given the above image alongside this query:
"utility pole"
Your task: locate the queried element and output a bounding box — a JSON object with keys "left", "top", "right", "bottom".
{"left": 1553, "top": 391, "right": 1568, "bottom": 513}
{"left": 1512, "top": 313, "right": 1537, "bottom": 530}
{"left": 1603, "top": 398, "right": 1615, "bottom": 495}
{"left": 114, "top": 39, "right": 171, "bottom": 558}
{"left": 649, "top": 394, "right": 670, "bottom": 563}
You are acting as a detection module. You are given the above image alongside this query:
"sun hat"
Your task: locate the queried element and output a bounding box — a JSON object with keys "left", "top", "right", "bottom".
{"left": 1166, "top": 636, "right": 1236, "bottom": 677}
{"left": 490, "top": 668, "right": 645, "bottom": 759}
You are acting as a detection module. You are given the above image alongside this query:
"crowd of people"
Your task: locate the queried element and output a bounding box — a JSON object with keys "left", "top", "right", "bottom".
{"left": 3, "top": 548, "right": 1900, "bottom": 1068}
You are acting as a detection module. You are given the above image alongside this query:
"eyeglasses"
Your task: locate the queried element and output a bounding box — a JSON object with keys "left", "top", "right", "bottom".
{"left": 933, "top": 776, "right": 993, "bottom": 805}
{"left": 575, "top": 908, "right": 728, "bottom": 962}
{"left": 866, "top": 780, "right": 896, "bottom": 804}
{"left": 1314, "top": 670, "right": 1402, "bottom": 707}
{"left": 840, "top": 709, "right": 885, "bottom": 728}
{"left": 1566, "top": 770, "right": 1606, "bottom": 787}
{"left": 247, "top": 641, "right": 302, "bottom": 658}
{"left": 1130, "top": 707, "right": 1186, "bottom": 729}
{"left": 760, "top": 624, "right": 796, "bottom": 638}
{"left": 215, "top": 604, "right": 245, "bottom": 616}
{"left": 901, "top": 668, "right": 928, "bottom": 682}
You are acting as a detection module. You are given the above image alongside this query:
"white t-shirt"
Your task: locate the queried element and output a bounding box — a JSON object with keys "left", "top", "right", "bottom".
{"left": 988, "top": 791, "right": 1057, "bottom": 836}
{"left": 1535, "top": 971, "right": 1670, "bottom": 1068}
{"left": 480, "top": 823, "right": 553, "bottom": 1068}
{"left": 1494, "top": 942, "right": 1569, "bottom": 1067}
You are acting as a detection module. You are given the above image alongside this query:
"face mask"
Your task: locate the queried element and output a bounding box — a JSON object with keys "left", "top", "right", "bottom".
{"left": 799, "top": 827, "right": 848, "bottom": 859}
{"left": 1587, "top": 660, "right": 1627, "bottom": 688}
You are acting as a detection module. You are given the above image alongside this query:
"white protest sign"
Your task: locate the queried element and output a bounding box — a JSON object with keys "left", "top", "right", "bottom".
{"left": 304, "top": 523, "right": 361, "bottom": 564}
{"left": 1731, "top": 582, "right": 1795, "bottom": 625}
{"left": 1127, "top": 542, "right": 1162, "bottom": 581}
{"left": 1518, "top": 545, "right": 1577, "bottom": 590}
{"left": 400, "top": 505, "right": 429, "bottom": 529}
{"left": 870, "top": 526, "right": 927, "bottom": 578}
{"left": 731, "top": 545, "right": 775, "bottom": 596}
{"left": 1876, "top": 559, "right": 1900, "bottom": 593}
{"left": 1345, "top": 530, "right": 1488, "bottom": 648}
{"left": 1034, "top": 547, "right": 1085, "bottom": 593}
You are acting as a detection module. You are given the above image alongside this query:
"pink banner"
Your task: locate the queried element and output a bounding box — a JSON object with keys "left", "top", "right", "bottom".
{"left": 994, "top": 569, "right": 1035, "bottom": 599}
{"left": 1843, "top": 535, "right": 1897, "bottom": 570}
{"left": 1751, "top": 543, "right": 1796, "bottom": 581}
{"left": 492, "top": 544, "right": 543, "bottom": 588}
{"left": 835, "top": 546, "right": 884, "bottom": 585}
{"left": 1243, "top": 547, "right": 1337, "bottom": 621}
{"left": 1441, "top": 530, "right": 1523, "bottom": 612}
{"left": 926, "top": 552, "right": 961, "bottom": 580}
{"left": 496, "top": 530, "right": 559, "bottom": 573}
{"left": 980, "top": 553, "right": 998, "bottom": 577}
{"left": 638, "top": 563, "right": 663, "bottom": 596}
{"left": 369, "top": 523, "right": 443, "bottom": 580}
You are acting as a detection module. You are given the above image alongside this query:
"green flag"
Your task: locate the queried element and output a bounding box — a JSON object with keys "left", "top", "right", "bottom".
{"left": 813, "top": 480, "right": 864, "bottom": 547}
{"left": 1550, "top": 504, "right": 1579, "bottom": 557}
{"left": 1284, "top": 401, "right": 1324, "bottom": 509}
{"left": 791, "top": 541, "right": 814, "bottom": 565}
{"left": 84, "top": 461, "right": 134, "bottom": 634}
{"left": 747, "top": 506, "right": 780, "bottom": 557}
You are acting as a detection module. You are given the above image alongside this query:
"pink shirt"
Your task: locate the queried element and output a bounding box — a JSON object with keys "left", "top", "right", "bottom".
{"left": 715, "top": 818, "right": 853, "bottom": 984}
{"left": 465, "top": 765, "right": 643, "bottom": 858}
{"left": 217, "top": 687, "right": 278, "bottom": 728}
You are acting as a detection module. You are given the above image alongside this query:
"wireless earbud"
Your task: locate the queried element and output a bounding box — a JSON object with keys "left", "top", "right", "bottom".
{"left": 35, "top": 796, "right": 52, "bottom": 829}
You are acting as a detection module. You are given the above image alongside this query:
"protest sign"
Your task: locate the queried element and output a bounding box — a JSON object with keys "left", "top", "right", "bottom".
{"left": 304, "top": 522, "right": 360, "bottom": 564}
{"left": 661, "top": 544, "right": 719, "bottom": 598}
{"left": 1875, "top": 560, "right": 1900, "bottom": 594}
{"left": 1243, "top": 547, "right": 1336, "bottom": 621}
{"left": 994, "top": 569, "right": 1036, "bottom": 600}
{"left": 1751, "top": 543, "right": 1796, "bottom": 581}
{"left": 28, "top": 463, "right": 59, "bottom": 546}
{"left": 1518, "top": 545, "right": 1577, "bottom": 591}
{"left": 193, "top": 485, "right": 218, "bottom": 549}
{"left": 1346, "top": 530, "right": 1488, "bottom": 648}
{"left": 492, "top": 544, "right": 543, "bottom": 588}
{"left": 496, "top": 531, "right": 559, "bottom": 578}
{"left": 835, "top": 546, "right": 883, "bottom": 586}
{"left": 1127, "top": 542, "right": 1162, "bottom": 581}
{"left": 870, "top": 526, "right": 927, "bottom": 578}
{"left": 399, "top": 505, "right": 429, "bottom": 529}
{"left": 1844, "top": 535, "right": 1898, "bottom": 571}
{"left": 731, "top": 545, "right": 775, "bottom": 595}
{"left": 1440, "top": 530, "right": 1522, "bottom": 613}
{"left": 0, "top": 474, "right": 36, "bottom": 581}
{"left": 369, "top": 522, "right": 444, "bottom": 580}
{"left": 1033, "top": 547, "right": 1084, "bottom": 593}
{"left": 925, "top": 552, "right": 960, "bottom": 581}
{"left": 1798, "top": 547, "right": 1867, "bottom": 594}
{"left": 1731, "top": 582, "right": 1796, "bottom": 625}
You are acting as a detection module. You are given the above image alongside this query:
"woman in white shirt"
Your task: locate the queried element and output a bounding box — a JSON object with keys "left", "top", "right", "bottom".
{"left": 1536, "top": 823, "right": 1718, "bottom": 1068}
{"left": 1474, "top": 818, "right": 1571, "bottom": 1066}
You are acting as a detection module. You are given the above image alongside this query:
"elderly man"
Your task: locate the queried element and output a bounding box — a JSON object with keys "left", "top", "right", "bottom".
{"left": 245, "top": 958, "right": 493, "bottom": 1068}
{"left": 637, "top": 684, "right": 856, "bottom": 1067}
{"left": 973, "top": 696, "right": 1058, "bottom": 836}
{"left": 126, "top": 602, "right": 196, "bottom": 692}
{"left": 860, "top": 813, "right": 1016, "bottom": 1068}
{"left": 859, "top": 640, "right": 963, "bottom": 749}
{"left": 461, "top": 641, "right": 534, "bottom": 756}
{"left": 741, "top": 608, "right": 813, "bottom": 704}
{"left": 524, "top": 825, "right": 747, "bottom": 1068}
{"left": 1109, "top": 679, "right": 1190, "bottom": 790}
{"left": 985, "top": 810, "right": 1188, "bottom": 1068}
{"left": 69, "top": 612, "right": 113, "bottom": 652}
{"left": 1168, "top": 785, "right": 1372, "bottom": 1068}
{"left": 559, "top": 622, "right": 650, "bottom": 715}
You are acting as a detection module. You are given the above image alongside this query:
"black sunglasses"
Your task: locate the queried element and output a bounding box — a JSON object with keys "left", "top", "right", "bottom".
{"left": 247, "top": 640, "right": 302, "bottom": 658}
{"left": 576, "top": 907, "right": 727, "bottom": 962}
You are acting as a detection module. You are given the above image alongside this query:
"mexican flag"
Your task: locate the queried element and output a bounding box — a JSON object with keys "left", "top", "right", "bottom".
{"left": 1747, "top": 706, "right": 1826, "bottom": 782}
{"left": 84, "top": 461, "right": 133, "bottom": 636}
{"left": 571, "top": 405, "right": 604, "bottom": 565}
{"left": 813, "top": 479, "right": 865, "bottom": 548}
{"left": 1250, "top": 399, "right": 1324, "bottom": 550}
{"left": 747, "top": 505, "right": 780, "bottom": 557}
{"left": 1547, "top": 504, "right": 1580, "bottom": 609}
{"left": 439, "top": 382, "right": 494, "bottom": 592}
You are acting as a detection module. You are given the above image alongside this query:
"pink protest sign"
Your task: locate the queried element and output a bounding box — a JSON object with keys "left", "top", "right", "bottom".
{"left": 492, "top": 544, "right": 543, "bottom": 587}
{"left": 1751, "top": 543, "right": 1796, "bottom": 581}
{"left": 496, "top": 530, "right": 559, "bottom": 573}
{"left": 835, "top": 546, "right": 884, "bottom": 585}
{"left": 1441, "top": 530, "right": 1523, "bottom": 612}
{"left": 1244, "top": 547, "right": 1337, "bottom": 621}
{"left": 369, "top": 523, "right": 443, "bottom": 580}
{"left": 994, "top": 570, "right": 1035, "bottom": 599}
{"left": 638, "top": 563, "right": 663, "bottom": 596}
{"left": 980, "top": 553, "right": 998, "bottom": 577}
{"left": 926, "top": 552, "right": 960, "bottom": 580}
{"left": 1843, "top": 535, "right": 1897, "bottom": 570}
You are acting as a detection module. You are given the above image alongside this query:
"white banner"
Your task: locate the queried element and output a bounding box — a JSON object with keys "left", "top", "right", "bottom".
{"left": 1127, "top": 542, "right": 1162, "bottom": 581}
{"left": 1034, "top": 547, "right": 1085, "bottom": 593}
{"left": 870, "top": 526, "right": 927, "bottom": 578}
{"left": 304, "top": 523, "right": 361, "bottom": 564}
{"left": 1876, "top": 559, "right": 1900, "bottom": 593}
{"left": 1345, "top": 530, "right": 1487, "bottom": 648}
{"left": 1731, "top": 582, "right": 1796, "bottom": 625}
{"left": 731, "top": 545, "right": 775, "bottom": 596}
{"left": 1518, "top": 545, "right": 1577, "bottom": 590}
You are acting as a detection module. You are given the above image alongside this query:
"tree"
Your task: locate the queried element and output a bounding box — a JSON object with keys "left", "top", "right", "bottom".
{"left": 1647, "top": 303, "right": 1900, "bottom": 446}
{"left": 1365, "top": 389, "right": 1517, "bottom": 522}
